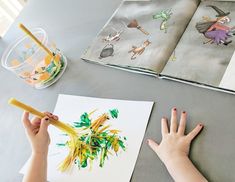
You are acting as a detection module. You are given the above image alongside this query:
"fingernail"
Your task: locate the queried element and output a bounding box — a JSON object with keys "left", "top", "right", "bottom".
{"left": 45, "top": 118, "right": 49, "bottom": 121}
{"left": 199, "top": 123, "right": 204, "bottom": 127}
{"left": 146, "top": 139, "right": 150, "bottom": 144}
{"left": 182, "top": 111, "right": 186, "bottom": 114}
{"left": 173, "top": 107, "right": 177, "bottom": 111}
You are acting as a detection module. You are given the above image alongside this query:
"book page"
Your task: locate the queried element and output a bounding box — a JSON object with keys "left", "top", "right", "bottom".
{"left": 81, "top": 0, "right": 199, "bottom": 74}
{"left": 162, "top": 0, "right": 235, "bottom": 88}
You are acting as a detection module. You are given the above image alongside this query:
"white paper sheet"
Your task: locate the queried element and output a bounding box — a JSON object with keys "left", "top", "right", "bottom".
{"left": 20, "top": 94, "right": 153, "bottom": 182}
{"left": 219, "top": 51, "right": 235, "bottom": 91}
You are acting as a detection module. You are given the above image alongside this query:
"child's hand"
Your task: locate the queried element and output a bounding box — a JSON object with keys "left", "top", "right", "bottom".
{"left": 22, "top": 111, "right": 58, "bottom": 155}
{"left": 147, "top": 108, "right": 204, "bottom": 166}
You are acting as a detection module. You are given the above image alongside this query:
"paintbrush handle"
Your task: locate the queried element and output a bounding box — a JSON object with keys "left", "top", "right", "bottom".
{"left": 8, "top": 98, "right": 77, "bottom": 136}
{"left": 137, "top": 26, "right": 149, "bottom": 35}
{"left": 19, "top": 24, "right": 54, "bottom": 57}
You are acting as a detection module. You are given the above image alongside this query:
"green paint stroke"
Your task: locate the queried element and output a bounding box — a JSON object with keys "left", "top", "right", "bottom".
{"left": 58, "top": 109, "right": 126, "bottom": 170}
{"left": 109, "top": 109, "right": 119, "bottom": 118}
{"left": 74, "top": 112, "right": 91, "bottom": 127}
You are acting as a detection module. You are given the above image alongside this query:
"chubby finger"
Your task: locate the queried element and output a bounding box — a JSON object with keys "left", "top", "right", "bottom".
{"left": 161, "top": 117, "right": 169, "bottom": 136}
{"left": 39, "top": 116, "right": 50, "bottom": 134}
{"left": 178, "top": 111, "right": 187, "bottom": 135}
{"left": 44, "top": 112, "right": 53, "bottom": 117}
{"left": 52, "top": 115, "right": 58, "bottom": 120}
{"left": 147, "top": 139, "right": 159, "bottom": 153}
{"left": 170, "top": 107, "right": 178, "bottom": 133}
{"left": 44, "top": 112, "right": 58, "bottom": 120}
{"left": 186, "top": 123, "right": 204, "bottom": 141}
{"left": 31, "top": 117, "right": 41, "bottom": 126}
{"left": 22, "top": 112, "right": 33, "bottom": 135}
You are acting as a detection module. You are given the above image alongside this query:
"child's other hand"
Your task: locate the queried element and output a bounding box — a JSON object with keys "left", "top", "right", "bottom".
{"left": 22, "top": 111, "right": 58, "bottom": 156}
{"left": 147, "top": 108, "right": 204, "bottom": 166}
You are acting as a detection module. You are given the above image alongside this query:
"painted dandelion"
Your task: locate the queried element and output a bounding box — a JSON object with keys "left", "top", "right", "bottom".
{"left": 57, "top": 109, "right": 127, "bottom": 171}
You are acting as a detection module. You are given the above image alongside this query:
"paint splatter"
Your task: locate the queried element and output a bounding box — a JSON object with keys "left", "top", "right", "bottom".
{"left": 57, "top": 109, "right": 127, "bottom": 171}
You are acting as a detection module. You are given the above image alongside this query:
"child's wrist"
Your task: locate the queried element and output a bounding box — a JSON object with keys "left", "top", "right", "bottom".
{"left": 32, "top": 145, "right": 49, "bottom": 156}
{"left": 164, "top": 155, "right": 189, "bottom": 169}
{"left": 32, "top": 150, "right": 48, "bottom": 158}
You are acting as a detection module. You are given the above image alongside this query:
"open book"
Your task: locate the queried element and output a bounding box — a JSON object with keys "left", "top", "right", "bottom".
{"left": 81, "top": 0, "right": 235, "bottom": 94}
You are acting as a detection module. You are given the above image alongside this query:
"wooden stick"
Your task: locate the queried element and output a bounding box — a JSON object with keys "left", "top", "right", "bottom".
{"left": 8, "top": 98, "right": 77, "bottom": 136}
{"left": 19, "top": 23, "right": 54, "bottom": 57}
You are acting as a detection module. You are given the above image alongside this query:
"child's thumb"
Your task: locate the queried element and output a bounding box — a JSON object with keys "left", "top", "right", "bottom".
{"left": 39, "top": 117, "right": 50, "bottom": 133}
{"left": 147, "top": 139, "right": 159, "bottom": 154}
